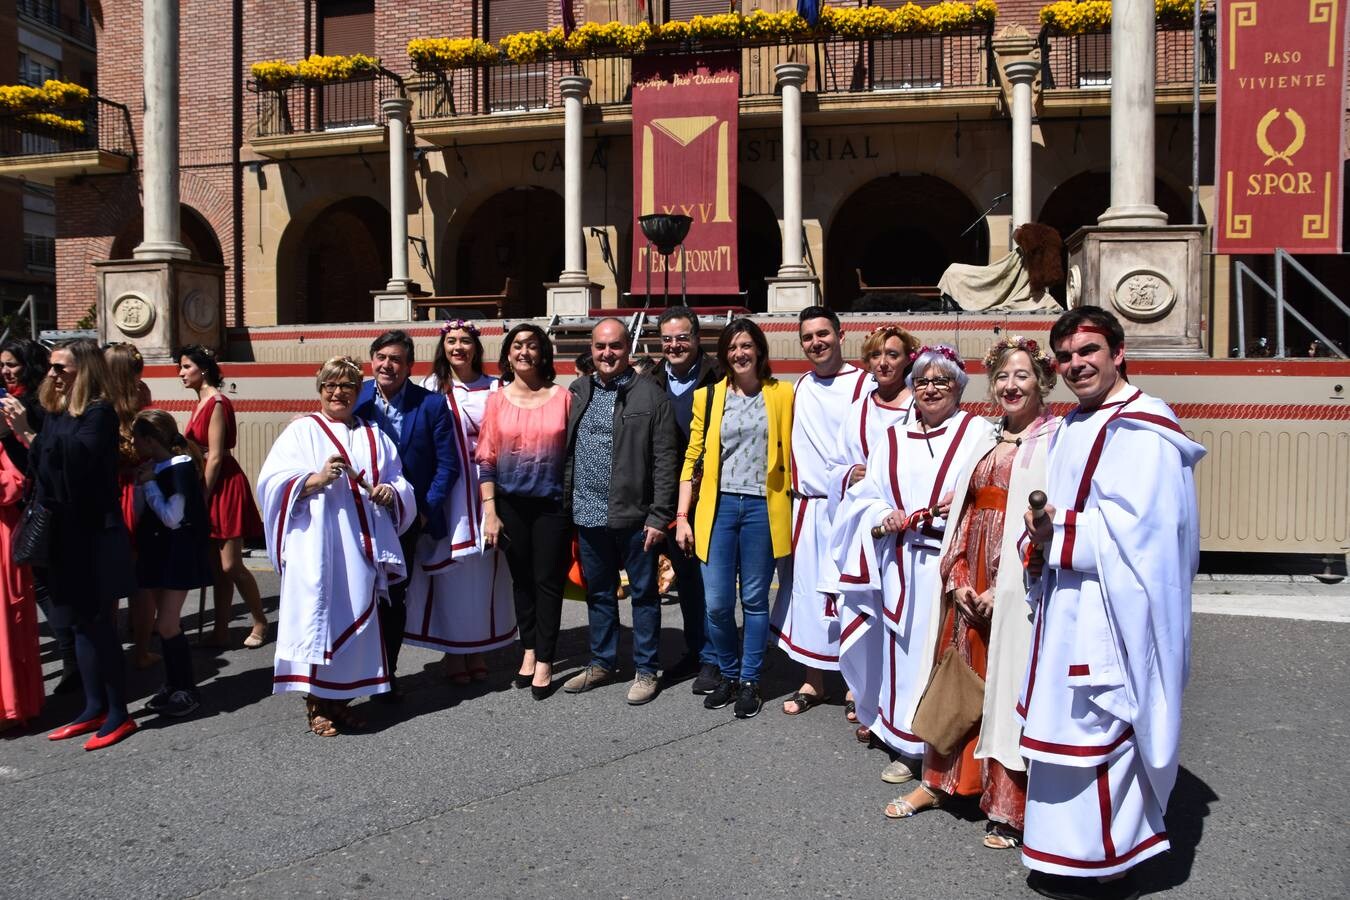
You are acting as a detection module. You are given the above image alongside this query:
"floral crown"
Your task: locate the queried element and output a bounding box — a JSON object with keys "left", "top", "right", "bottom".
{"left": 982, "top": 335, "right": 1053, "bottom": 371}
{"left": 440, "top": 319, "right": 480, "bottom": 338}
{"left": 910, "top": 345, "right": 965, "bottom": 371}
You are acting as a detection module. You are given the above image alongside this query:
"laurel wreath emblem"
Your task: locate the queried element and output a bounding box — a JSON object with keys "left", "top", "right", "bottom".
{"left": 1256, "top": 108, "right": 1306, "bottom": 166}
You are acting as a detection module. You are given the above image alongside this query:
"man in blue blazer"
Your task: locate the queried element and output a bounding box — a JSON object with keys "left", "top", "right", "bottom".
{"left": 355, "top": 329, "right": 460, "bottom": 700}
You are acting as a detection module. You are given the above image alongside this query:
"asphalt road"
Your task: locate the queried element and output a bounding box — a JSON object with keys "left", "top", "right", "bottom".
{"left": 1, "top": 571, "right": 1346, "bottom": 900}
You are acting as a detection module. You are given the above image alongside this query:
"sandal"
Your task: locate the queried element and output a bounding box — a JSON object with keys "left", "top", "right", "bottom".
{"left": 328, "top": 700, "right": 367, "bottom": 730}
{"left": 444, "top": 657, "right": 471, "bottom": 685}
{"left": 844, "top": 699, "right": 858, "bottom": 723}
{"left": 783, "top": 690, "right": 828, "bottom": 715}
{"left": 884, "top": 784, "right": 942, "bottom": 819}
{"left": 305, "top": 697, "right": 339, "bottom": 737}
{"left": 983, "top": 825, "right": 1022, "bottom": 850}
{"left": 855, "top": 724, "right": 874, "bottom": 744}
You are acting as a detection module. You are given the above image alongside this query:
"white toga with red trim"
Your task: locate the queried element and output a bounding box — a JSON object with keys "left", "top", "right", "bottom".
{"left": 258, "top": 414, "right": 416, "bottom": 700}
{"left": 770, "top": 365, "right": 870, "bottom": 670}
{"left": 404, "top": 375, "right": 517, "bottom": 655}
{"left": 1018, "top": 386, "right": 1204, "bottom": 877}
{"left": 831, "top": 409, "right": 992, "bottom": 756}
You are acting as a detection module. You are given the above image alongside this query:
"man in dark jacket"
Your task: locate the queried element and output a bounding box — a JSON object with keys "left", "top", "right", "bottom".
{"left": 647, "top": 306, "right": 722, "bottom": 694}
{"left": 354, "top": 329, "right": 459, "bottom": 700}
{"left": 562, "top": 318, "right": 678, "bottom": 705}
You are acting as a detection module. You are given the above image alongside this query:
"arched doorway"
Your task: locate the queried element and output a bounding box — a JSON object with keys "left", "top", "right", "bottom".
{"left": 825, "top": 175, "right": 986, "bottom": 310}
{"left": 276, "top": 196, "right": 390, "bottom": 325}
{"left": 109, "top": 205, "right": 225, "bottom": 264}
{"left": 450, "top": 187, "right": 563, "bottom": 318}
{"left": 738, "top": 186, "right": 781, "bottom": 313}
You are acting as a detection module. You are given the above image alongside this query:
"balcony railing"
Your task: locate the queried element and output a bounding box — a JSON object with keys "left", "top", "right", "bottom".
{"left": 409, "top": 28, "right": 995, "bottom": 121}
{"left": 17, "top": 0, "right": 96, "bottom": 47}
{"left": 248, "top": 67, "right": 406, "bottom": 139}
{"left": 1038, "top": 17, "right": 1216, "bottom": 90}
{"left": 0, "top": 96, "right": 134, "bottom": 159}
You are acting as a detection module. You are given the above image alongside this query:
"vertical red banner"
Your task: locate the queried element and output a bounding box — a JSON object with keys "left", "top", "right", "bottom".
{"left": 1215, "top": 0, "right": 1348, "bottom": 254}
{"left": 631, "top": 53, "right": 740, "bottom": 296}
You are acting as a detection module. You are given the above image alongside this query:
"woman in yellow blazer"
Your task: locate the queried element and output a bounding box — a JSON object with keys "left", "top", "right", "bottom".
{"left": 674, "top": 318, "right": 793, "bottom": 719}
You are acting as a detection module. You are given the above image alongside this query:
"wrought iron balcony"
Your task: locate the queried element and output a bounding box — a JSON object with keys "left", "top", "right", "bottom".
{"left": 0, "top": 95, "right": 134, "bottom": 184}
{"left": 408, "top": 27, "right": 995, "bottom": 121}
{"left": 248, "top": 67, "right": 406, "bottom": 140}
{"left": 1038, "top": 17, "right": 1216, "bottom": 91}
{"left": 17, "top": 0, "right": 96, "bottom": 48}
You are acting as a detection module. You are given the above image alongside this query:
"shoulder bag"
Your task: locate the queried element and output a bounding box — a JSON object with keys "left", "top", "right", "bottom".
{"left": 12, "top": 491, "right": 53, "bottom": 568}
{"left": 910, "top": 603, "right": 986, "bottom": 756}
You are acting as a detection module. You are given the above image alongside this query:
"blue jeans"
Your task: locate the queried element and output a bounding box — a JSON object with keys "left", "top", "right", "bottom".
{"left": 576, "top": 525, "right": 662, "bottom": 675}
{"left": 701, "top": 493, "right": 776, "bottom": 683}
{"left": 668, "top": 541, "right": 714, "bottom": 664}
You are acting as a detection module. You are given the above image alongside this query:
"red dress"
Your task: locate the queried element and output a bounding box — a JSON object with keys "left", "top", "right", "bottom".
{"left": 921, "top": 445, "right": 1028, "bottom": 831}
{"left": 186, "top": 393, "right": 263, "bottom": 541}
{"left": 0, "top": 443, "right": 42, "bottom": 725}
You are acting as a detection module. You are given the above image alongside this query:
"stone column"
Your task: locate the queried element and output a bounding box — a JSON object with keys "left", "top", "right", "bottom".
{"left": 545, "top": 76, "right": 601, "bottom": 316}
{"left": 558, "top": 75, "right": 590, "bottom": 284}
{"left": 133, "top": 0, "right": 188, "bottom": 260}
{"left": 775, "top": 62, "right": 808, "bottom": 278}
{"left": 766, "top": 62, "right": 817, "bottom": 312}
{"left": 1004, "top": 60, "right": 1038, "bottom": 229}
{"left": 383, "top": 96, "right": 413, "bottom": 290}
{"left": 1098, "top": 0, "right": 1167, "bottom": 225}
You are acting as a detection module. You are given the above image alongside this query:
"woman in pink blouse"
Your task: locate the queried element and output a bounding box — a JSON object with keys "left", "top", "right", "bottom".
{"left": 477, "top": 323, "right": 572, "bottom": 700}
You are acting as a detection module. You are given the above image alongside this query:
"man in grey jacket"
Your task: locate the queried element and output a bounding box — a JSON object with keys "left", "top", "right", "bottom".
{"left": 562, "top": 318, "right": 679, "bottom": 705}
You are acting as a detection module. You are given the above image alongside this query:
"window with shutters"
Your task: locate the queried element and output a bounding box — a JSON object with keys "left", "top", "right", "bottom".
{"left": 318, "top": 0, "right": 376, "bottom": 128}
{"left": 487, "top": 0, "right": 551, "bottom": 111}
{"left": 665, "top": 0, "right": 732, "bottom": 21}
{"left": 868, "top": 1, "right": 941, "bottom": 90}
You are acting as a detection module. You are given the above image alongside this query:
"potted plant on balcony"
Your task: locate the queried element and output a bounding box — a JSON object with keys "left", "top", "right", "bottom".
{"left": 295, "top": 52, "right": 381, "bottom": 84}
{"left": 249, "top": 59, "right": 299, "bottom": 91}
{"left": 499, "top": 27, "right": 565, "bottom": 64}
{"left": 407, "top": 37, "right": 501, "bottom": 72}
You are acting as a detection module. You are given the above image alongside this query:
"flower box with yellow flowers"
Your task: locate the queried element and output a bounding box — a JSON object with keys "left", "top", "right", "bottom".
{"left": 1039, "top": 0, "right": 1208, "bottom": 34}
{"left": 407, "top": 38, "right": 500, "bottom": 72}
{"left": 0, "top": 79, "right": 92, "bottom": 113}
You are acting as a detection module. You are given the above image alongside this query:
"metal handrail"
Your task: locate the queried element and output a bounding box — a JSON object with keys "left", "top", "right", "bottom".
{"left": 1233, "top": 249, "right": 1348, "bottom": 359}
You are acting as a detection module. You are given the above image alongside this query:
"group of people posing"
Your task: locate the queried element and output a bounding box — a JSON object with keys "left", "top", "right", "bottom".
{"left": 0, "top": 302, "right": 1203, "bottom": 900}
{"left": 0, "top": 337, "right": 268, "bottom": 747}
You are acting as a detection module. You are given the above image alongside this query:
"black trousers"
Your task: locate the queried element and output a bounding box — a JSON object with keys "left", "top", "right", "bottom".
{"left": 379, "top": 519, "right": 423, "bottom": 677}
{"left": 494, "top": 493, "right": 571, "bottom": 664}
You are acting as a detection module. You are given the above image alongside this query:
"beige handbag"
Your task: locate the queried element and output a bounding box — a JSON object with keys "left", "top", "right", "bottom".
{"left": 911, "top": 606, "right": 986, "bottom": 756}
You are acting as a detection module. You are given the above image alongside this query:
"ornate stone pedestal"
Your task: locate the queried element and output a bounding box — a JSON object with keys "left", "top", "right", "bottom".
{"left": 373, "top": 284, "right": 419, "bottom": 322}
{"left": 95, "top": 258, "right": 225, "bottom": 361}
{"left": 1065, "top": 226, "right": 1206, "bottom": 357}
{"left": 765, "top": 276, "right": 819, "bottom": 313}
{"left": 546, "top": 282, "right": 602, "bottom": 318}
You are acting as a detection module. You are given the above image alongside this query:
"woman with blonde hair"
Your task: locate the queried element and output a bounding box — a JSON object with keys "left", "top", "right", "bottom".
{"left": 257, "top": 357, "right": 415, "bottom": 736}
{"left": 823, "top": 324, "right": 919, "bottom": 729}
{"left": 1, "top": 339, "right": 137, "bottom": 749}
{"left": 104, "top": 342, "right": 158, "bottom": 668}
{"left": 884, "top": 337, "right": 1059, "bottom": 850}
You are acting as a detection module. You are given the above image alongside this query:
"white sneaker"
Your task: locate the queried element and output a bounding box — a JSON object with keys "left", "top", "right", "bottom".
{"left": 881, "top": 759, "right": 915, "bottom": 784}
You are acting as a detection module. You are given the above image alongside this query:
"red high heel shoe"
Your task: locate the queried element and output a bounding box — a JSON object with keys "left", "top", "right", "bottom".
{"left": 47, "top": 715, "right": 107, "bottom": 741}
{"left": 83, "top": 718, "right": 138, "bottom": 751}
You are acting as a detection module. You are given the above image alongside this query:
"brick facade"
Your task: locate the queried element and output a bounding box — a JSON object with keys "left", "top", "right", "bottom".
{"left": 54, "top": 1, "right": 1058, "bottom": 328}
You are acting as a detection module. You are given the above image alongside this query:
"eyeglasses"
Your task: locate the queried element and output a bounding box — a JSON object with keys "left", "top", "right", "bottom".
{"left": 660, "top": 334, "right": 693, "bottom": 346}
{"left": 48, "top": 363, "right": 68, "bottom": 374}
{"left": 320, "top": 382, "right": 359, "bottom": 395}
{"left": 913, "top": 377, "right": 954, "bottom": 391}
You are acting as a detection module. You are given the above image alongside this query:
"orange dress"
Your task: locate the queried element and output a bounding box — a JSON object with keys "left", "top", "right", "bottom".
{"left": 0, "top": 443, "right": 42, "bottom": 725}
{"left": 922, "top": 444, "right": 1027, "bottom": 830}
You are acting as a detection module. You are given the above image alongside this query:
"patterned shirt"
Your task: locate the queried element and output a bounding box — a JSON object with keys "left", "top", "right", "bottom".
{"left": 571, "top": 368, "right": 636, "bottom": 528}
{"left": 719, "top": 390, "right": 767, "bottom": 497}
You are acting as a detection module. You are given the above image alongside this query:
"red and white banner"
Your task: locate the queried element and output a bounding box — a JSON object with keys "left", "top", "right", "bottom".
{"left": 631, "top": 53, "right": 740, "bottom": 296}
{"left": 1215, "top": 0, "right": 1348, "bottom": 254}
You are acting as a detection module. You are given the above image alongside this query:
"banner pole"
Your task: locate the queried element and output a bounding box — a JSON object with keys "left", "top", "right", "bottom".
{"left": 1191, "top": 0, "right": 1201, "bottom": 225}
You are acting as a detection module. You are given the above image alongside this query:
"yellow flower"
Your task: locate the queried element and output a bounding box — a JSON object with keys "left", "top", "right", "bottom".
{"left": 0, "top": 80, "right": 92, "bottom": 112}
{"left": 293, "top": 53, "right": 381, "bottom": 83}
{"left": 40, "top": 79, "right": 91, "bottom": 106}
{"left": 406, "top": 38, "right": 499, "bottom": 71}
{"left": 19, "top": 111, "right": 86, "bottom": 134}
{"left": 0, "top": 84, "right": 49, "bottom": 111}
{"left": 250, "top": 59, "right": 298, "bottom": 87}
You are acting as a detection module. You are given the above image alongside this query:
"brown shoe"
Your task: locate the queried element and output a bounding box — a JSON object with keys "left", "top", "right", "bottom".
{"left": 626, "top": 672, "right": 659, "bottom": 705}
{"left": 563, "top": 665, "right": 616, "bottom": 694}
